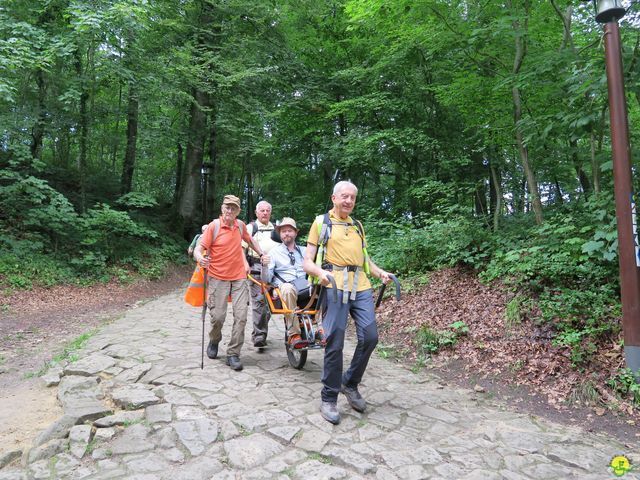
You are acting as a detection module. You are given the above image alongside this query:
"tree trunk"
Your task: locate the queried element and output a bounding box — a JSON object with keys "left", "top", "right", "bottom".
{"left": 569, "top": 139, "right": 591, "bottom": 198}
{"left": 177, "top": 88, "right": 207, "bottom": 236}
{"left": 120, "top": 83, "right": 138, "bottom": 194}
{"left": 590, "top": 128, "right": 600, "bottom": 196}
{"left": 514, "top": 175, "right": 526, "bottom": 214}
{"left": 554, "top": 177, "right": 564, "bottom": 204}
{"left": 206, "top": 100, "right": 218, "bottom": 221}
{"left": 112, "top": 81, "right": 122, "bottom": 172}
{"left": 75, "top": 48, "right": 89, "bottom": 213}
{"left": 173, "top": 142, "right": 183, "bottom": 206}
{"left": 245, "top": 159, "right": 254, "bottom": 221}
{"left": 489, "top": 161, "right": 502, "bottom": 231}
{"left": 30, "top": 69, "right": 47, "bottom": 160}
{"left": 509, "top": 0, "right": 543, "bottom": 224}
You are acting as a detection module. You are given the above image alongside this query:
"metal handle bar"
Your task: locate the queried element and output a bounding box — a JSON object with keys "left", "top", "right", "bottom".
{"left": 375, "top": 274, "right": 401, "bottom": 309}
{"left": 326, "top": 274, "right": 338, "bottom": 303}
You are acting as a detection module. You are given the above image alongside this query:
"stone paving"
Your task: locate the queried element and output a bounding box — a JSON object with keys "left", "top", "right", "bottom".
{"left": 0, "top": 289, "right": 638, "bottom": 479}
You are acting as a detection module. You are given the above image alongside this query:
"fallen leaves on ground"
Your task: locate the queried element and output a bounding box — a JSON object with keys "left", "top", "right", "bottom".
{"left": 377, "top": 266, "right": 638, "bottom": 422}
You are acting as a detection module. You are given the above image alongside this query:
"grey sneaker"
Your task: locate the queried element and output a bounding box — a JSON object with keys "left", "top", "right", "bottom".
{"left": 226, "top": 355, "right": 243, "bottom": 371}
{"left": 320, "top": 401, "right": 340, "bottom": 424}
{"left": 341, "top": 385, "right": 366, "bottom": 412}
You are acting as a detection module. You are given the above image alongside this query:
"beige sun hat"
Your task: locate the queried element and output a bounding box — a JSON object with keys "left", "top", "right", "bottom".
{"left": 276, "top": 217, "right": 298, "bottom": 232}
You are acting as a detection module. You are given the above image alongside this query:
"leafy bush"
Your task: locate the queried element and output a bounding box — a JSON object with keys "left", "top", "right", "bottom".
{"left": 79, "top": 204, "right": 159, "bottom": 263}
{"left": 416, "top": 321, "right": 468, "bottom": 354}
{"left": 368, "top": 194, "right": 620, "bottom": 367}
{"left": 0, "top": 169, "right": 185, "bottom": 288}
{"left": 367, "top": 215, "right": 490, "bottom": 274}
{"left": 0, "top": 251, "right": 77, "bottom": 288}
{"left": 0, "top": 172, "right": 81, "bottom": 250}
{"left": 477, "top": 200, "right": 619, "bottom": 364}
{"left": 115, "top": 192, "right": 158, "bottom": 209}
{"left": 608, "top": 368, "right": 640, "bottom": 406}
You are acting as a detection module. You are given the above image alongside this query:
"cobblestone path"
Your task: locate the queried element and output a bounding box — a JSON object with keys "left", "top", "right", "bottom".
{"left": 0, "top": 289, "right": 638, "bottom": 479}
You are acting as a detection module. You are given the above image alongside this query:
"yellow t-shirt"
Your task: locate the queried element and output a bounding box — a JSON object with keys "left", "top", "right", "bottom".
{"left": 307, "top": 210, "right": 371, "bottom": 292}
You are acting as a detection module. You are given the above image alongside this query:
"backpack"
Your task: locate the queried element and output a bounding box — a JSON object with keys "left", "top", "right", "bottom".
{"left": 313, "top": 213, "right": 371, "bottom": 279}
{"left": 249, "top": 220, "right": 281, "bottom": 243}
{"left": 210, "top": 218, "right": 246, "bottom": 244}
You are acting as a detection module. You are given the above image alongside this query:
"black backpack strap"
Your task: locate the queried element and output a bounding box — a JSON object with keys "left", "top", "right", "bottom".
{"left": 273, "top": 271, "right": 287, "bottom": 284}
{"left": 319, "top": 213, "right": 331, "bottom": 247}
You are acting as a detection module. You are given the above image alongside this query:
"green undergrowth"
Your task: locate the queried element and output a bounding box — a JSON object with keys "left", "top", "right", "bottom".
{"left": 608, "top": 368, "right": 640, "bottom": 407}
{"left": 0, "top": 169, "right": 187, "bottom": 290}
{"left": 367, "top": 194, "right": 623, "bottom": 381}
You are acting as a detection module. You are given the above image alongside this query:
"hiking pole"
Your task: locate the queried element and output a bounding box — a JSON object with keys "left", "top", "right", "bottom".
{"left": 201, "top": 270, "right": 208, "bottom": 370}
{"left": 375, "top": 274, "right": 401, "bottom": 309}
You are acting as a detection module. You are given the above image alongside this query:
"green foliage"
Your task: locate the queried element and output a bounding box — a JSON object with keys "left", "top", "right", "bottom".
{"left": 0, "top": 171, "right": 80, "bottom": 249}
{"left": 505, "top": 294, "right": 525, "bottom": 329}
{"left": 80, "top": 204, "right": 158, "bottom": 263}
{"left": 416, "top": 321, "right": 468, "bottom": 354}
{"left": 368, "top": 215, "right": 490, "bottom": 275}
{"left": 368, "top": 194, "right": 619, "bottom": 367}
{"left": 116, "top": 192, "right": 158, "bottom": 210}
{"left": 0, "top": 251, "right": 76, "bottom": 289}
{"left": 476, "top": 199, "right": 620, "bottom": 365}
{"left": 608, "top": 369, "right": 640, "bottom": 407}
{"left": 0, "top": 170, "right": 184, "bottom": 288}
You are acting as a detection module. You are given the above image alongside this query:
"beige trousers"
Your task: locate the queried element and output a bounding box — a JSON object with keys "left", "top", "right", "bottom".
{"left": 279, "top": 283, "right": 299, "bottom": 336}
{"left": 207, "top": 277, "right": 248, "bottom": 357}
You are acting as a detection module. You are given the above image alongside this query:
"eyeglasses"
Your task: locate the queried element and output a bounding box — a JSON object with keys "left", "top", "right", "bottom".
{"left": 288, "top": 251, "right": 295, "bottom": 266}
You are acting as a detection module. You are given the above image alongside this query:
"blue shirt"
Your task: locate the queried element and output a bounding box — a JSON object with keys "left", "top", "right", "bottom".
{"left": 266, "top": 243, "right": 306, "bottom": 286}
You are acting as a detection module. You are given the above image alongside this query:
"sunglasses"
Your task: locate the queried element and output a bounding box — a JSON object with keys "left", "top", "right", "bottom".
{"left": 288, "top": 251, "right": 296, "bottom": 266}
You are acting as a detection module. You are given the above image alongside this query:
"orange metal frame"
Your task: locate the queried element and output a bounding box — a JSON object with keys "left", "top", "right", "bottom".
{"left": 247, "top": 275, "right": 319, "bottom": 316}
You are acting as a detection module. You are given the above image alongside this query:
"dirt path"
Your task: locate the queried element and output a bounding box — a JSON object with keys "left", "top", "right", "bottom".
{"left": 1, "top": 287, "right": 636, "bottom": 478}
{"left": 1, "top": 264, "right": 637, "bottom": 456}
{"left": 0, "top": 264, "right": 192, "bottom": 453}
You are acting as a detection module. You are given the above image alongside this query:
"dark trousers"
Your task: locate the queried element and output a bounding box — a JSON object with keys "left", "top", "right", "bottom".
{"left": 321, "top": 289, "right": 378, "bottom": 402}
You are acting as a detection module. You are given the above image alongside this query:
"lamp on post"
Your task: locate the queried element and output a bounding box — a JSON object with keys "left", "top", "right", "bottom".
{"left": 588, "top": 0, "right": 640, "bottom": 376}
{"left": 594, "top": 0, "right": 626, "bottom": 23}
{"left": 201, "top": 162, "right": 214, "bottom": 226}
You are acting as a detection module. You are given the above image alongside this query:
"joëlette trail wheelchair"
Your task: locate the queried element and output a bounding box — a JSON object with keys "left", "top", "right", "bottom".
{"left": 248, "top": 272, "right": 401, "bottom": 370}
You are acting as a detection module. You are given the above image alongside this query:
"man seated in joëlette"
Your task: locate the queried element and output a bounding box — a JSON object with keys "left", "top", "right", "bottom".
{"left": 265, "top": 217, "right": 323, "bottom": 348}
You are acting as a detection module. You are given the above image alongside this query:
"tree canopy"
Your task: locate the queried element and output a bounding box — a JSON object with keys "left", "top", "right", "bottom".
{"left": 2, "top": 0, "right": 640, "bottom": 370}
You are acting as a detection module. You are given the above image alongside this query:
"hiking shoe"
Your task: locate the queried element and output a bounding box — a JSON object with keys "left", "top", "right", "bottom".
{"left": 206, "top": 341, "right": 218, "bottom": 359}
{"left": 226, "top": 355, "right": 243, "bottom": 371}
{"left": 253, "top": 337, "right": 266, "bottom": 348}
{"left": 341, "top": 385, "right": 366, "bottom": 412}
{"left": 320, "top": 401, "right": 340, "bottom": 425}
{"left": 288, "top": 334, "right": 308, "bottom": 349}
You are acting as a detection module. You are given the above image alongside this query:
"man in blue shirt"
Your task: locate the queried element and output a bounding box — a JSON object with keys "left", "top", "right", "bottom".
{"left": 266, "top": 217, "right": 319, "bottom": 348}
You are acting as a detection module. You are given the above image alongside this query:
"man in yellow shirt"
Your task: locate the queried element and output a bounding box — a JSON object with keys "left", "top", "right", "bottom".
{"left": 303, "top": 181, "right": 391, "bottom": 425}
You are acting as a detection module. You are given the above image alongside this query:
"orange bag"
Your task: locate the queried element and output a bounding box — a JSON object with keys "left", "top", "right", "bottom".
{"left": 184, "top": 265, "right": 206, "bottom": 306}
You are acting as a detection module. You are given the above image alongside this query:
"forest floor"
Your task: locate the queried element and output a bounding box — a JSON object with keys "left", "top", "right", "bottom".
{"left": 0, "top": 264, "right": 192, "bottom": 453}
{"left": 377, "top": 266, "right": 640, "bottom": 446}
{"left": 0, "top": 264, "right": 638, "bottom": 452}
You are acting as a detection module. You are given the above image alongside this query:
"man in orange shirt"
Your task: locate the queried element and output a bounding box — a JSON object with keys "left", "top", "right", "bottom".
{"left": 194, "top": 194, "right": 267, "bottom": 371}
